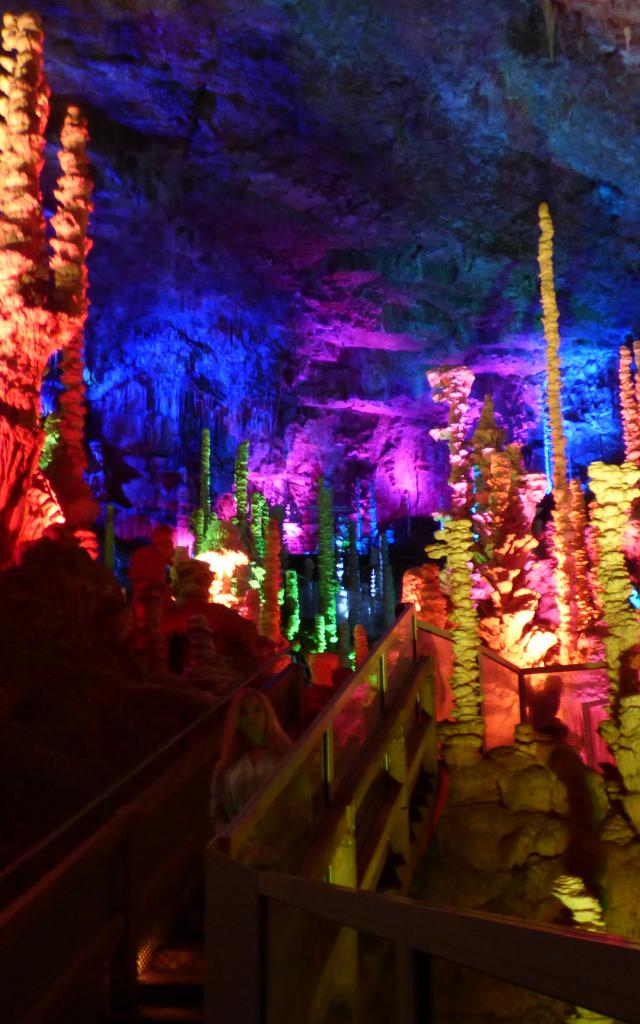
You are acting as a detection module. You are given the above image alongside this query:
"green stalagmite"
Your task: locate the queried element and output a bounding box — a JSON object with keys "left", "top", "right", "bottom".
{"left": 317, "top": 476, "right": 337, "bottom": 644}
{"left": 284, "top": 569, "right": 300, "bottom": 642}
{"left": 250, "top": 490, "right": 267, "bottom": 562}
{"left": 197, "top": 427, "right": 211, "bottom": 553}
{"left": 235, "top": 440, "right": 249, "bottom": 527}
{"left": 314, "top": 612, "right": 326, "bottom": 653}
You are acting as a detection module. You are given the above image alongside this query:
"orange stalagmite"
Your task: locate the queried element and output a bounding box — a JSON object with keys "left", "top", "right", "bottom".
{"left": 0, "top": 14, "right": 95, "bottom": 564}
{"left": 48, "top": 105, "right": 97, "bottom": 529}
{"left": 618, "top": 345, "right": 640, "bottom": 464}
{"left": 260, "top": 517, "right": 283, "bottom": 645}
{"left": 537, "top": 202, "right": 577, "bottom": 661}
{"left": 0, "top": 13, "right": 56, "bottom": 565}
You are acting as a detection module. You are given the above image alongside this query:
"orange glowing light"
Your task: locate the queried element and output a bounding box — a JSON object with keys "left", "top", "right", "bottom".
{"left": 196, "top": 547, "right": 249, "bottom": 607}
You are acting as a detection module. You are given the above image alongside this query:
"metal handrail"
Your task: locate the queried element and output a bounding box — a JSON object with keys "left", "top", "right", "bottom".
{"left": 215, "top": 606, "right": 416, "bottom": 856}
{"left": 207, "top": 852, "right": 640, "bottom": 1024}
{"left": 415, "top": 617, "right": 606, "bottom": 676}
{"left": 0, "top": 647, "right": 290, "bottom": 907}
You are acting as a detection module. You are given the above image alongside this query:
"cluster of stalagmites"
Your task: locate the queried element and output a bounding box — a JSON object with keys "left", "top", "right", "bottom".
{"left": 0, "top": 12, "right": 95, "bottom": 566}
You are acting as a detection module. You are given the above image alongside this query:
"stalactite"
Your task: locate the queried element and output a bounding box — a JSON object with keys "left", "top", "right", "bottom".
{"left": 48, "top": 105, "right": 97, "bottom": 530}
{"left": 260, "top": 516, "right": 283, "bottom": 644}
{"left": 426, "top": 518, "right": 483, "bottom": 736}
{"left": 618, "top": 345, "right": 640, "bottom": 464}
{"left": 427, "top": 365, "right": 475, "bottom": 514}
{"left": 537, "top": 202, "right": 575, "bottom": 661}
{"left": 283, "top": 569, "right": 300, "bottom": 642}
{"left": 368, "top": 480, "right": 378, "bottom": 542}
{"left": 317, "top": 476, "right": 337, "bottom": 645}
{"left": 234, "top": 440, "right": 249, "bottom": 528}
{"left": 347, "top": 520, "right": 361, "bottom": 626}
{"left": 381, "top": 533, "right": 396, "bottom": 627}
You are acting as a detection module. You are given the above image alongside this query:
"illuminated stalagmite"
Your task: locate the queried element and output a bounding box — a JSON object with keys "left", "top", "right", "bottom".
{"left": 588, "top": 461, "right": 640, "bottom": 698}
{"left": 427, "top": 366, "right": 475, "bottom": 514}
{"left": 618, "top": 345, "right": 640, "bottom": 464}
{"left": 589, "top": 461, "right": 640, "bottom": 833}
{"left": 537, "top": 203, "right": 580, "bottom": 661}
{"left": 469, "top": 398, "right": 556, "bottom": 664}
{"left": 260, "top": 516, "right": 283, "bottom": 645}
{"left": 0, "top": 13, "right": 93, "bottom": 565}
{"left": 426, "top": 518, "right": 482, "bottom": 733}
{"left": 48, "top": 105, "right": 96, "bottom": 529}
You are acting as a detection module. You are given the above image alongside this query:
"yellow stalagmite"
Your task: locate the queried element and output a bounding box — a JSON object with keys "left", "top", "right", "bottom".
{"left": 618, "top": 346, "right": 640, "bottom": 464}
{"left": 426, "top": 518, "right": 482, "bottom": 728}
{"left": 568, "top": 478, "right": 600, "bottom": 653}
{"left": 537, "top": 202, "right": 576, "bottom": 661}
{"left": 590, "top": 465, "right": 640, "bottom": 836}
{"left": 587, "top": 461, "right": 640, "bottom": 700}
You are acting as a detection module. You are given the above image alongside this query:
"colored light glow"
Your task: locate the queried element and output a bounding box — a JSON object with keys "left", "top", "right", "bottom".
{"left": 196, "top": 547, "right": 249, "bottom": 607}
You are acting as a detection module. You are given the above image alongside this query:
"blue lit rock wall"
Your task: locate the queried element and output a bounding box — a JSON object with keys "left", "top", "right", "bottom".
{"left": 26, "top": 0, "right": 640, "bottom": 537}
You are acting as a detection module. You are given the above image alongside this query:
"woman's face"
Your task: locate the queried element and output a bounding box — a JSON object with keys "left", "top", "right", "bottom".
{"left": 238, "top": 696, "right": 268, "bottom": 747}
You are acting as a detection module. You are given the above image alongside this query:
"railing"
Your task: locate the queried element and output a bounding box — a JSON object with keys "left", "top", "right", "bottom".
{"left": 415, "top": 618, "right": 607, "bottom": 761}
{"left": 206, "top": 849, "right": 640, "bottom": 1024}
{"left": 0, "top": 648, "right": 290, "bottom": 912}
{"left": 214, "top": 606, "right": 430, "bottom": 885}
{"left": 0, "top": 651, "right": 292, "bottom": 1024}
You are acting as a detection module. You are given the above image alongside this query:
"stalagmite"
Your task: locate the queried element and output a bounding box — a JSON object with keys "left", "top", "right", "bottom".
{"left": 260, "top": 516, "right": 283, "bottom": 645}
{"left": 426, "top": 518, "right": 482, "bottom": 740}
{"left": 537, "top": 202, "right": 578, "bottom": 661}
{"left": 618, "top": 345, "right": 640, "bottom": 464}
{"left": 427, "top": 365, "right": 475, "bottom": 514}
{"left": 0, "top": 14, "right": 59, "bottom": 564}
{"left": 48, "top": 105, "right": 97, "bottom": 530}
{"left": 317, "top": 476, "right": 337, "bottom": 645}
{"left": 588, "top": 460, "right": 640, "bottom": 699}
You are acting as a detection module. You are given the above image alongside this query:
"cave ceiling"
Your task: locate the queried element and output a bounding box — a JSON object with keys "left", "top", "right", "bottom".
{"left": 17, "top": 0, "right": 640, "bottom": 530}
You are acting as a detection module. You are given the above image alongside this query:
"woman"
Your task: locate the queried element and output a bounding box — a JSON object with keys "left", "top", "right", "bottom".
{"left": 210, "top": 688, "right": 293, "bottom": 834}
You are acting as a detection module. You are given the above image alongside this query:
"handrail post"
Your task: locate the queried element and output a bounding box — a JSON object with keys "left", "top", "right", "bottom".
{"left": 412, "top": 611, "right": 418, "bottom": 662}
{"left": 517, "top": 670, "right": 527, "bottom": 724}
{"left": 206, "top": 849, "right": 263, "bottom": 1024}
{"left": 109, "top": 820, "right": 138, "bottom": 1016}
{"left": 379, "top": 653, "right": 388, "bottom": 713}
{"left": 322, "top": 726, "right": 334, "bottom": 807}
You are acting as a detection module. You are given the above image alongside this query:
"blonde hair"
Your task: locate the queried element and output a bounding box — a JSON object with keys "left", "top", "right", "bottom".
{"left": 217, "top": 688, "right": 292, "bottom": 773}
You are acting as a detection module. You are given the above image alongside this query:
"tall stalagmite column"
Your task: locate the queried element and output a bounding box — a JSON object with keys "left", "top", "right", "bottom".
{"left": 48, "top": 105, "right": 97, "bottom": 528}
{"left": 426, "top": 518, "right": 483, "bottom": 760}
{"left": 618, "top": 345, "right": 640, "bottom": 464}
{"left": 587, "top": 461, "right": 640, "bottom": 701}
{"left": 260, "top": 516, "right": 283, "bottom": 645}
{"left": 537, "top": 202, "right": 577, "bottom": 661}
{"left": 317, "top": 476, "right": 337, "bottom": 645}
{"left": 0, "top": 13, "right": 60, "bottom": 565}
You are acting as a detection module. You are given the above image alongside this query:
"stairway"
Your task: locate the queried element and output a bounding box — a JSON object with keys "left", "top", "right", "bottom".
{"left": 377, "top": 766, "right": 439, "bottom": 894}
{"left": 108, "top": 888, "right": 205, "bottom": 1024}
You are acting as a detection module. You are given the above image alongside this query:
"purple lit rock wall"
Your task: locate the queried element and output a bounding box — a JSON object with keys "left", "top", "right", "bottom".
{"left": 30, "top": 0, "right": 640, "bottom": 544}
